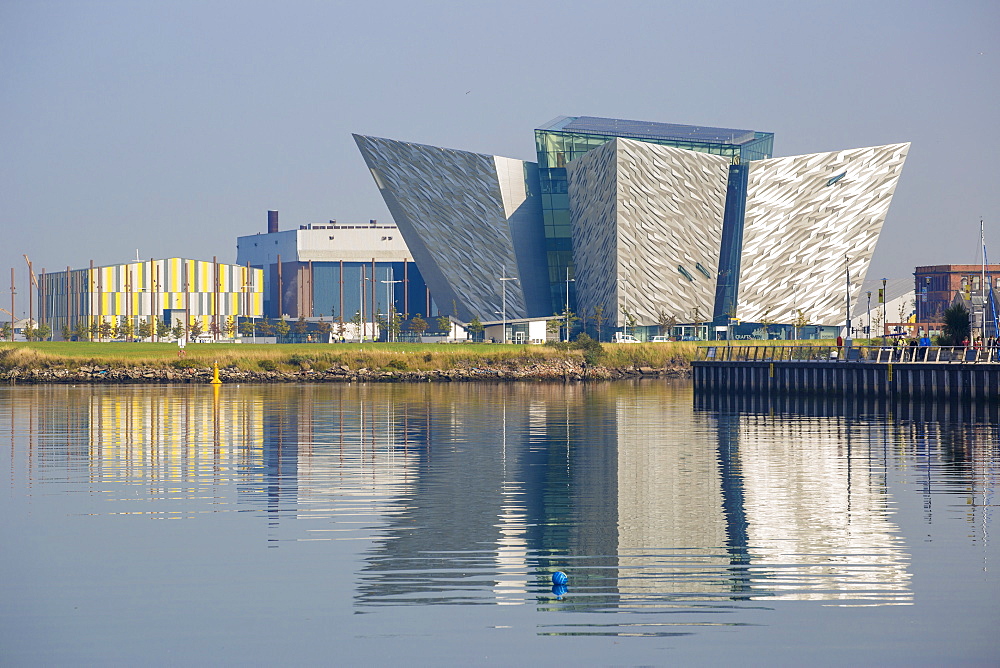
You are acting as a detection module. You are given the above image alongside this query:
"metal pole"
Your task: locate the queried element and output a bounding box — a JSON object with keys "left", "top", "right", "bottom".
{"left": 26, "top": 259, "right": 32, "bottom": 336}
{"left": 982, "top": 219, "right": 988, "bottom": 342}
{"left": 9, "top": 268, "right": 14, "bottom": 342}
{"left": 564, "top": 267, "right": 574, "bottom": 343}
{"left": 881, "top": 277, "right": 887, "bottom": 346}
{"left": 381, "top": 278, "right": 402, "bottom": 342}
{"left": 844, "top": 254, "right": 851, "bottom": 346}
{"left": 866, "top": 291, "right": 872, "bottom": 341}
{"left": 499, "top": 270, "right": 517, "bottom": 343}
{"left": 93, "top": 260, "right": 98, "bottom": 342}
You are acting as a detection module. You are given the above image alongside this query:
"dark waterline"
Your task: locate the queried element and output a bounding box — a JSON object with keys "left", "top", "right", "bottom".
{"left": 1, "top": 382, "right": 997, "bottom": 666}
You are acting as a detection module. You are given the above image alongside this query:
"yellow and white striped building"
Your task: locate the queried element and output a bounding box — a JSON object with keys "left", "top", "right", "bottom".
{"left": 41, "top": 258, "right": 263, "bottom": 340}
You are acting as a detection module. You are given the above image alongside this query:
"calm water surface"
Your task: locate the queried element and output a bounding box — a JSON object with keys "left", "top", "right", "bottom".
{"left": 1, "top": 381, "right": 997, "bottom": 666}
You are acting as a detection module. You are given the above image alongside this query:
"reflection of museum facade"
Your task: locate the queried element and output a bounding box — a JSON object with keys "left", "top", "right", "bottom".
{"left": 20, "top": 385, "right": 1000, "bottom": 608}
{"left": 356, "top": 116, "right": 909, "bottom": 335}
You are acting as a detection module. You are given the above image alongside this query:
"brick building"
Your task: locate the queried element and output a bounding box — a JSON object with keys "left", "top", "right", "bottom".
{"left": 914, "top": 264, "right": 1000, "bottom": 333}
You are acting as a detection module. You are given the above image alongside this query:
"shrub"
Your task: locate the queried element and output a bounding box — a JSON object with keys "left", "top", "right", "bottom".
{"left": 572, "top": 333, "right": 605, "bottom": 365}
{"left": 386, "top": 359, "right": 408, "bottom": 371}
{"left": 258, "top": 359, "right": 278, "bottom": 372}
{"left": 170, "top": 359, "right": 205, "bottom": 370}
{"left": 287, "top": 354, "right": 312, "bottom": 370}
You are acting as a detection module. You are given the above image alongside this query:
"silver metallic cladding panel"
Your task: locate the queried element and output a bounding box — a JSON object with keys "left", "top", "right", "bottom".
{"left": 568, "top": 138, "right": 729, "bottom": 327}
{"left": 354, "top": 134, "right": 536, "bottom": 320}
{"left": 738, "top": 143, "right": 909, "bottom": 326}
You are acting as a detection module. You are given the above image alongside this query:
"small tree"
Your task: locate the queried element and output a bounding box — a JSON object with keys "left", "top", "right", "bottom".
{"left": 871, "top": 310, "right": 884, "bottom": 340}
{"left": 171, "top": 321, "right": 186, "bottom": 341}
{"left": 621, "top": 306, "right": 638, "bottom": 334}
{"left": 758, "top": 307, "right": 773, "bottom": 340}
{"left": 239, "top": 320, "right": 255, "bottom": 338}
{"left": 188, "top": 318, "right": 203, "bottom": 338}
{"left": 22, "top": 324, "right": 37, "bottom": 341}
{"left": 335, "top": 317, "right": 347, "bottom": 342}
{"left": 467, "top": 316, "right": 485, "bottom": 342}
{"left": 591, "top": 304, "right": 605, "bottom": 342}
{"left": 316, "top": 319, "right": 332, "bottom": 342}
{"left": 387, "top": 309, "right": 402, "bottom": 342}
{"left": 61, "top": 324, "right": 72, "bottom": 341}
{"left": 349, "top": 310, "right": 363, "bottom": 340}
{"left": 274, "top": 317, "right": 290, "bottom": 340}
{"left": 35, "top": 323, "right": 51, "bottom": 341}
{"left": 137, "top": 318, "right": 154, "bottom": 340}
{"left": 223, "top": 316, "right": 236, "bottom": 339}
{"left": 83, "top": 320, "right": 98, "bottom": 341}
{"left": 0, "top": 321, "right": 11, "bottom": 341}
{"left": 156, "top": 317, "right": 171, "bottom": 339}
{"left": 208, "top": 319, "right": 222, "bottom": 341}
{"left": 293, "top": 316, "right": 309, "bottom": 338}
{"left": 558, "top": 307, "right": 580, "bottom": 341}
{"left": 119, "top": 317, "right": 134, "bottom": 341}
{"left": 436, "top": 314, "right": 451, "bottom": 336}
{"left": 655, "top": 308, "right": 677, "bottom": 338}
{"left": 119, "top": 317, "right": 135, "bottom": 341}
{"left": 408, "top": 313, "right": 428, "bottom": 340}
{"left": 257, "top": 318, "right": 275, "bottom": 336}
{"left": 546, "top": 317, "right": 561, "bottom": 337}
{"left": 98, "top": 318, "right": 113, "bottom": 341}
{"left": 793, "top": 309, "right": 809, "bottom": 340}
{"left": 941, "top": 302, "right": 971, "bottom": 346}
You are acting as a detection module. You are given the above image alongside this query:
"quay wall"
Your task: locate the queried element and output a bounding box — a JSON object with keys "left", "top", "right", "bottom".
{"left": 692, "top": 361, "right": 1000, "bottom": 401}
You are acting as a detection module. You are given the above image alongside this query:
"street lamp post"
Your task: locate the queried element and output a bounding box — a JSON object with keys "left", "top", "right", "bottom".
{"left": 364, "top": 276, "right": 375, "bottom": 341}
{"left": 881, "top": 277, "right": 888, "bottom": 347}
{"left": 564, "top": 267, "right": 575, "bottom": 343}
{"left": 499, "top": 269, "right": 517, "bottom": 344}
{"left": 866, "top": 291, "right": 872, "bottom": 341}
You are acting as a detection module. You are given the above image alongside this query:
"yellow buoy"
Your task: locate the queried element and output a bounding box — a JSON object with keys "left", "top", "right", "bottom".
{"left": 210, "top": 360, "right": 223, "bottom": 385}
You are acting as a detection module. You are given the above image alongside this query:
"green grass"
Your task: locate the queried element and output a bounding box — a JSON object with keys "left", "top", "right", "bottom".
{"left": 0, "top": 341, "right": 585, "bottom": 372}
{"left": 0, "top": 339, "right": 840, "bottom": 373}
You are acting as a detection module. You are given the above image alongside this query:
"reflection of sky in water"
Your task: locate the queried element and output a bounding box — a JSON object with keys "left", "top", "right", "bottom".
{"left": 2, "top": 383, "right": 998, "bottom": 654}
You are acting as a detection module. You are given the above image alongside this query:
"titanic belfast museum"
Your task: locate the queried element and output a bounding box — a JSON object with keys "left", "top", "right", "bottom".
{"left": 354, "top": 116, "right": 909, "bottom": 334}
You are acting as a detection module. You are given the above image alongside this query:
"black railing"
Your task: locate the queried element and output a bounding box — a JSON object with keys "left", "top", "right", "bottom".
{"left": 695, "top": 345, "right": 1000, "bottom": 364}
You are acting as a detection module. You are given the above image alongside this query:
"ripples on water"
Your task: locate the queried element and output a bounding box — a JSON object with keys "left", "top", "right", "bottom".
{"left": 1, "top": 382, "right": 997, "bottom": 662}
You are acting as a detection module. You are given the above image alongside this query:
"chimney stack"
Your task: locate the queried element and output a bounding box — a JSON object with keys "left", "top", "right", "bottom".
{"left": 268, "top": 210, "right": 279, "bottom": 234}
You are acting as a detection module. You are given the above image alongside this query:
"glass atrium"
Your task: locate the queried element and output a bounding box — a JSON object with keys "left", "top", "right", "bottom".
{"left": 533, "top": 115, "right": 774, "bottom": 313}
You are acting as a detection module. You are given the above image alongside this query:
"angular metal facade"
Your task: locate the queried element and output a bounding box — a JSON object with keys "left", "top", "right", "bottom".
{"left": 737, "top": 143, "right": 910, "bottom": 325}
{"left": 353, "top": 134, "right": 547, "bottom": 321}
{"left": 568, "top": 138, "right": 730, "bottom": 327}
{"left": 353, "top": 120, "right": 910, "bottom": 336}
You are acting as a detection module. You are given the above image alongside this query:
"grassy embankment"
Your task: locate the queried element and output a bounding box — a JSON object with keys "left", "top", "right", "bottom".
{"left": 0, "top": 340, "right": 713, "bottom": 373}
{"left": 0, "top": 339, "right": 838, "bottom": 375}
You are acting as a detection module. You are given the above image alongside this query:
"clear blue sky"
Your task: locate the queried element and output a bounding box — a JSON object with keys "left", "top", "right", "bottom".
{"left": 2, "top": 0, "right": 997, "bottom": 318}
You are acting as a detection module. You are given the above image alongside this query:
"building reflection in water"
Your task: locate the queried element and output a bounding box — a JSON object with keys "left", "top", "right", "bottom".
{"left": 7, "top": 382, "right": 998, "bottom": 610}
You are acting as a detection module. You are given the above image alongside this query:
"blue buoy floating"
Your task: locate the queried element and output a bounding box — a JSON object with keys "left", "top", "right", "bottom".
{"left": 551, "top": 571, "right": 568, "bottom": 585}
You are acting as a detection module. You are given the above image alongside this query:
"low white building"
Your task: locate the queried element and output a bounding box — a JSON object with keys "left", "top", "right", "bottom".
{"left": 481, "top": 316, "right": 559, "bottom": 344}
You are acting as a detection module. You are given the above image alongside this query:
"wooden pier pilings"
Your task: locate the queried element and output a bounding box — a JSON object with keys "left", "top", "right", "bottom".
{"left": 692, "top": 360, "right": 1000, "bottom": 401}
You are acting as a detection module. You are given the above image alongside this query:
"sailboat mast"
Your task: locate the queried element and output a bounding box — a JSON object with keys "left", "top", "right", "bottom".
{"left": 982, "top": 219, "right": 988, "bottom": 341}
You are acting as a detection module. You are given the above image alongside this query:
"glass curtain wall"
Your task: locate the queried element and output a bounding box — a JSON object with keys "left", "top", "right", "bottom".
{"left": 309, "top": 262, "right": 432, "bottom": 325}
{"left": 534, "top": 120, "right": 773, "bottom": 316}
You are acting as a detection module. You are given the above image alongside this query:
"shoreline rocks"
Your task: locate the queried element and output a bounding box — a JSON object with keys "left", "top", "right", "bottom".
{"left": 2, "top": 362, "right": 691, "bottom": 384}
